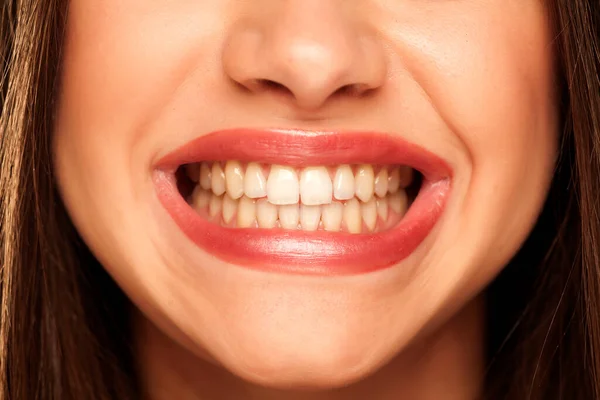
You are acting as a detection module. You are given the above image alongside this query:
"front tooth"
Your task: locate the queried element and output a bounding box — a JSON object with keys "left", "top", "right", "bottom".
{"left": 322, "top": 202, "right": 343, "bottom": 232}
{"left": 343, "top": 198, "right": 362, "bottom": 234}
{"left": 301, "top": 205, "right": 321, "bottom": 231}
{"left": 200, "top": 162, "right": 212, "bottom": 190}
{"left": 374, "top": 169, "right": 388, "bottom": 198}
{"left": 267, "top": 165, "right": 299, "bottom": 205}
{"left": 333, "top": 165, "right": 355, "bottom": 201}
{"left": 211, "top": 163, "right": 226, "bottom": 196}
{"left": 376, "top": 197, "right": 388, "bottom": 221}
{"left": 389, "top": 190, "right": 408, "bottom": 216}
{"left": 192, "top": 186, "right": 210, "bottom": 210}
{"left": 244, "top": 162, "right": 267, "bottom": 198}
{"left": 186, "top": 163, "right": 200, "bottom": 182}
{"left": 388, "top": 168, "right": 400, "bottom": 193}
{"left": 279, "top": 204, "right": 300, "bottom": 229}
{"left": 355, "top": 164, "right": 375, "bottom": 202}
{"left": 256, "top": 198, "right": 278, "bottom": 228}
{"left": 399, "top": 166, "right": 414, "bottom": 188}
{"left": 237, "top": 196, "right": 256, "bottom": 228}
{"left": 209, "top": 194, "right": 223, "bottom": 218}
{"left": 222, "top": 194, "right": 238, "bottom": 224}
{"left": 225, "top": 161, "right": 245, "bottom": 199}
{"left": 300, "top": 167, "right": 332, "bottom": 205}
{"left": 361, "top": 198, "right": 377, "bottom": 232}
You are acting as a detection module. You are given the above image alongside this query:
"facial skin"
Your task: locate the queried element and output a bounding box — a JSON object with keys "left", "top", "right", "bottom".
{"left": 53, "top": 1, "right": 557, "bottom": 398}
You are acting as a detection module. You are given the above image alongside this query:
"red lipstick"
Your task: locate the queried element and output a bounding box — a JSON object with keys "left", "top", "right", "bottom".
{"left": 154, "top": 129, "right": 451, "bottom": 275}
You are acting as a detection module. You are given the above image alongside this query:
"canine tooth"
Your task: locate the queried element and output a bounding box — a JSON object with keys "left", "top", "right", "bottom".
{"left": 389, "top": 190, "right": 408, "bottom": 216}
{"left": 361, "top": 198, "right": 377, "bottom": 231}
{"left": 192, "top": 187, "right": 210, "bottom": 210}
{"left": 374, "top": 169, "right": 388, "bottom": 198}
{"left": 267, "top": 165, "right": 299, "bottom": 205}
{"left": 225, "top": 161, "right": 245, "bottom": 199}
{"left": 237, "top": 196, "right": 256, "bottom": 228}
{"left": 222, "top": 194, "right": 238, "bottom": 224}
{"left": 376, "top": 197, "right": 388, "bottom": 221}
{"left": 322, "top": 202, "right": 343, "bottom": 232}
{"left": 333, "top": 165, "right": 355, "bottom": 200}
{"left": 399, "top": 166, "right": 414, "bottom": 188}
{"left": 256, "top": 199, "right": 278, "bottom": 228}
{"left": 301, "top": 205, "right": 321, "bottom": 231}
{"left": 186, "top": 163, "right": 200, "bottom": 182}
{"left": 200, "top": 162, "right": 212, "bottom": 190}
{"left": 244, "top": 162, "right": 267, "bottom": 198}
{"left": 211, "top": 163, "right": 226, "bottom": 196}
{"left": 343, "top": 198, "right": 362, "bottom": 234}
{"left": 355, "top": 164, "right": 375, "bottom": 202}
{"left": 209, "top": 195, "right": 223, "bottom": 218}
{"left": 279, "top": 204, "right": 300, "bottom": 229}
{"left": 388, "top": 168, "right": 400, "bottom": 193}
{"left": 300, "top": 167, "right": 332, "bottom": 205}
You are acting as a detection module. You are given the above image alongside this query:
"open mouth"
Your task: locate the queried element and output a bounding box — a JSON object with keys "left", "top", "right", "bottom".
{"left": 153, "top": 129, "right": 451, "bottom": 275}
{"left": 177, "top": 162, "right": 420, "bottom": 234}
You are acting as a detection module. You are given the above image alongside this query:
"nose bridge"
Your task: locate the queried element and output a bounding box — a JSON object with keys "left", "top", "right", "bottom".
{"left": 266, "top": 1, "right": 355, "bottom": 87}
{"left": 222, "top": 0, "right": 387, "bottom": 111}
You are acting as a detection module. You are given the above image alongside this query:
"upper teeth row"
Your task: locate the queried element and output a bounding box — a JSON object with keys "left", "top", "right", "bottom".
{"left": 186, "top": 162, "right": 414, "bottom": 206}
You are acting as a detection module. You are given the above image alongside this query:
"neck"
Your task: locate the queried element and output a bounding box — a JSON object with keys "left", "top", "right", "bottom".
{"left": 134, "top": 297, "right": 485, "bottom": 400}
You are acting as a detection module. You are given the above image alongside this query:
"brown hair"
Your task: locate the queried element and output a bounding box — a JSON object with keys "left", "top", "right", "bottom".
{"left": 1, "top": 0, "right": 599, "bottom": 399}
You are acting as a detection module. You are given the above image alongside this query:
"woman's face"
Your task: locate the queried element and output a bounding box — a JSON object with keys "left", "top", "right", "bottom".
{"left": 54, "top": 0, "right": 557, "bottom": 388}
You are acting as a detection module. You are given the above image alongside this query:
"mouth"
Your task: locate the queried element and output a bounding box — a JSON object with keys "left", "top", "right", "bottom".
{"left": 153, "top": 129, "right": 451, "bottom": 275}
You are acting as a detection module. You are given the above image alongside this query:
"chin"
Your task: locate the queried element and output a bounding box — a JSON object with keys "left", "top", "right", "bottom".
{"left": 222, "top": 341, "right": 381, "bottom": 390}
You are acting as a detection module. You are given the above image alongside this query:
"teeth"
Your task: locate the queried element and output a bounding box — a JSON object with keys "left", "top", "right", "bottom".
{"left": 237, "top": 196, "right": 256, "bottom": 228}
{"left": 192, "top": 186, "right": 210, "bottom": 210}
{"left": 279, "top": 204, "right": 300, "bottom": 229}
{"left": 225, "top": 161, "right": 245, "bottom": 199}
{"left": 244, "top": 162, "right": 268, "bottom": 199}
{"left": 301, "top": 205, "right": 321, "bottom": 231}
{"left": 200, "top": 162, "right": 212, "bottom": 190}
{"left": 222, "top": 194, "right": 238, "bottom": 224}
{"left": 322, "top": 202, "right": 343, "bottom": 232}
{"left": 361, "top": 198, "right": 377, "bottom": 232}
{"left": 333, "top": 165, "right": 355, "bottom": 201}
{"left": 209, "top": 194, "right": 223, "bottom": 218}
{"left": 389, "top": 190, "right": 408, "bottom": 216}
{"left": 186, "top": 163, "right": 200, "bottom": 182}
{"left": 267, "top": 165, "right": 300, "bottom": 205}
{"left": 186, "top": 163, "right": 417, "bottom": 233}
{"left": 374, "top": 169, "right": 388, "bottom": 198}
{"left": 355, "top": 164, "right": 374, "bottom": 203}
{"left": 211, "top": 163, "right": 226, "bottom": 196}
{"left": 256, "top": 198, "right": 278, "bottom": 228}
{"left": 376, "top": 197, "right": 388, "bottom": 221}
{"left": 300, "top": 167, "right": 333, "bottom": 205}
{"left": 399, "top": 166, "right": 414, "bottom": 188}
{"left": 343, "top": 198, "right": 362, "bottom": 234}
{"left": 388, "top": 168, "right": 400, "bottom": 194}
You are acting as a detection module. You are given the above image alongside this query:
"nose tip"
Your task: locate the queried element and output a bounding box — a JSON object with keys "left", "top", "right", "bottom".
{"left": 222, "top": 4, "right": 387, "bottom": 111}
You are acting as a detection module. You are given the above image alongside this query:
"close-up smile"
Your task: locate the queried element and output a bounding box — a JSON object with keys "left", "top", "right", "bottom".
{"left": 154, "top": 128, "right": 452, "bottom": 275}
{"left": 7, "top": 0, "right": 589, "bottom": 398}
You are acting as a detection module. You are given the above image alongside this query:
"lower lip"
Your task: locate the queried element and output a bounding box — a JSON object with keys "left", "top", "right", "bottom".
{"left": 153, "top": 172, "right": 450, "bottom": 276}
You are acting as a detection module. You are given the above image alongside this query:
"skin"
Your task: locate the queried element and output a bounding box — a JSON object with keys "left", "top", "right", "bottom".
{"left": 53, "top": 1, "right": 557, "bottom": 399}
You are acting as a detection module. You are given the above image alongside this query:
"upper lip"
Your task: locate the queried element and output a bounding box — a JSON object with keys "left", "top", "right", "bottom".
{"left": 154, "top": 128, "right": 452, "bottom": 181}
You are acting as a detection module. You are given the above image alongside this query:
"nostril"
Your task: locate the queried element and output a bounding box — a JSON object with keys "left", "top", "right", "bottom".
{"left": 253, "top": 80, "right": 373, "bottom": 104}
{"left": 257, "top": 79, "right": 293, "bottom": 96}
{"left": 332, "top": 83, "right": 374, "bottom": 99}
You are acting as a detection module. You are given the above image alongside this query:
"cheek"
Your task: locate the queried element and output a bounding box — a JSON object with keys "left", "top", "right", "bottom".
{"left": 358, "top": 1, "right": 558, "bottom": 323}
{"left": 54, "top": 0, "right": 228, "bottom": 168}
{"left": 404, "top": 3, "right": 557, "bottom": 293}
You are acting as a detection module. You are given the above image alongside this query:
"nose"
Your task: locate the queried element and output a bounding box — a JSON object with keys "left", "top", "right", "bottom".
{"left": 222, "top": 1, "right": 387, "bottom": 111}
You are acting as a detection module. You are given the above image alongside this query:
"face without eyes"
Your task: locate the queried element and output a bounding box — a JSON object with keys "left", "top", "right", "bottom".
{"left": 53, "top": 0, "right": 557, "bottom": 388}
